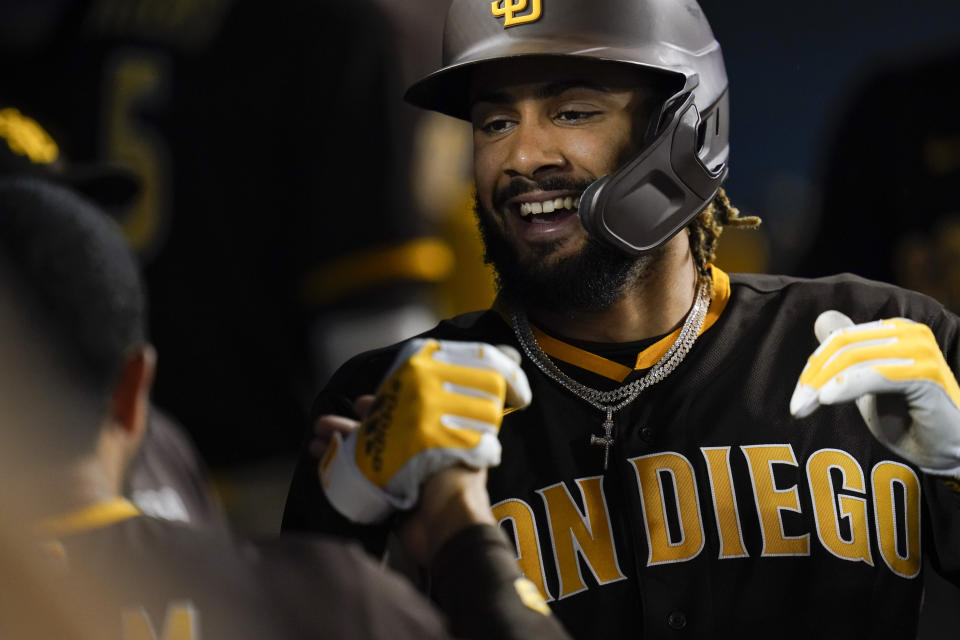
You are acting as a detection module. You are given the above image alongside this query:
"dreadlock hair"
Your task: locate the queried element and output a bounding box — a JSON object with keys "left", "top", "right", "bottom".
{"left": 688, "top": 187, "right": 761, "bottom": 288}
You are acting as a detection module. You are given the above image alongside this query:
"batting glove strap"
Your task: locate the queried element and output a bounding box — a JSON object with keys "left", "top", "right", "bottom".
{"left": 321, "top": 427, "right": 501, "bottom": 524}
{"left": 320, "top": 430, "right": 411, "bottom": 524}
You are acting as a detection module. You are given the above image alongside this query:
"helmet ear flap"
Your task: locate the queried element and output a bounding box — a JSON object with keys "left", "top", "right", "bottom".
{"left": 578, "top": 89, "right": 727, "bottom": 256}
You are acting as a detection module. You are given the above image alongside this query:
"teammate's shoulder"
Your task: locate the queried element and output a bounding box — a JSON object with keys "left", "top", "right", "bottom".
{"left": 58, "top": 514, "right": 243, "bottom": 583}
{"left": 729, "top": 271, "right": 949, "bottom": 322}
{"left": 252, "top": 534, "right": 447, "bottom": 639}
{"left": 108, "top": 513, "right": 234, "bottom": 551}
{"left": 251, "top": 533, "right": 387, "bottom": 584}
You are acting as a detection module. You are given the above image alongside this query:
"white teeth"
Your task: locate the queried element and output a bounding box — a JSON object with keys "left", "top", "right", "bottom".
{"left": 517, "top": 196, "right": 581, "bottom": 217}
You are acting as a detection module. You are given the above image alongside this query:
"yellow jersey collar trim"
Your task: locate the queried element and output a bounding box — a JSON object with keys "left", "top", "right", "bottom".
{"left": 533, "top": 266, "right": 731, "bottom": 382}
{"left": 35, "top": 497, "right": 141, "bottom": 538}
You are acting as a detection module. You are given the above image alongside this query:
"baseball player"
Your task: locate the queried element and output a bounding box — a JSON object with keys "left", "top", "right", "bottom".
{"left": 283, "top": 1, "right": 960, "bottom": 638}
{"left": 0, "top": 102, "right": 229, "bottom": 532}
{"left": 0, "top": 177, "right": 568, "bottom": 640}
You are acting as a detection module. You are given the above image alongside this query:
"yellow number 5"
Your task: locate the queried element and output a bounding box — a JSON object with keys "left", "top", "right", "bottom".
{"left": 103, "top": 53, "right": 170, "bottom": 259}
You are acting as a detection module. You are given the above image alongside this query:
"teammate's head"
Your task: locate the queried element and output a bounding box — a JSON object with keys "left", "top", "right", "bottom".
{"left": 0, "top": 178, "right": 153, "bottom": 461}
{"left": 406, "top": 0, "right": 758, "bottom": 309}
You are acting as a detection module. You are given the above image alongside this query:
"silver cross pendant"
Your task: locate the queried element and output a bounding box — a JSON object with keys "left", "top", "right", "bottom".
{"left": 590, "top": 408, "right": 615, "bottom": 470}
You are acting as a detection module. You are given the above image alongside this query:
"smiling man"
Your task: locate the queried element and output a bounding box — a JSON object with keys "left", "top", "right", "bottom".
{"left": 284, "top": 1, "right": 960, "bottom": 637}
{"left": 469, "top": 59, "right": 667, "bottom": 313}
{"left": 466, "top": 56, "right": 716, "bottom": 338}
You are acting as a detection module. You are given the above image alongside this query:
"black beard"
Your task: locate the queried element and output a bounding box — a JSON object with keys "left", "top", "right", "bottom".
{"left": 474, "top": 190, "right": 661, "bottom": 313}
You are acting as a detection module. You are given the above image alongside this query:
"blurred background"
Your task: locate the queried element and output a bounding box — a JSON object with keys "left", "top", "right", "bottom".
{"left": 1, "top": 0, "right": 958, "bottom": 612}
{"left": 700, "top": 0, "right": 960, "bottom": 286}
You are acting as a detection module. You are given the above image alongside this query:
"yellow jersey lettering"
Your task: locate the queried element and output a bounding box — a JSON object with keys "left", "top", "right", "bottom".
{"left": 122, "top": 601, "right": 198, "bottom": 640}
{"left": 872, "top": 461, "right": 921, "bottom": 578}
{"left": 806, "top": 449, "right": 873, "bottom": 565}
{"left": 701, "top": 447, "right": 748, "bottom": 559}
{"left": 741, "top": 444, "right": 810, "bottom": 557}
{"left": 492, "top": 498, "right": 553, "bottom": 600}
{"left": 630, "top": 453, "right": 706, "bottom": 566}
{"left": 491, "top": 0, "right": 542, "bottom": 28}
{"left": 536, "top": 477, "right": 626, "bottom": 599}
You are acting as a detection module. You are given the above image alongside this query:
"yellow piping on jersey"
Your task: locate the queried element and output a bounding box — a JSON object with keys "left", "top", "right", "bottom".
{"left": 35, "top": 498, "right": 141, "bottom": 538}
{"left": 301, "top": 238, "right": 455, "bottom": 306}
{"left": 532, "top": 266, "right": 731, "bottom": 382}
{"left": 531, "top": 328, "right": 634, "bottom": 381}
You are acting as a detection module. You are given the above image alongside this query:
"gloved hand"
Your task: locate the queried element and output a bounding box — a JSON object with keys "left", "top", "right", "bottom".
{"left": 790, "top": 310, "right": 960, "bottom": 476}
{"left": 319, "top": 338, "right": 532, "bottom": 523}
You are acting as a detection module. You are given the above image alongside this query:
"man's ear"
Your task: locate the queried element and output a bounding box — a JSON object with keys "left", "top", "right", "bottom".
{"left": 109, "top": 345, "right": 157, "bottom": 439}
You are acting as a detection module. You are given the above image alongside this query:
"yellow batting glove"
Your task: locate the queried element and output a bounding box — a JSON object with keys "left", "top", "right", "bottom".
{"left": 320, "top": 338, "right": 532, "bottom": 523}
{"left": 790, "top": 310, "right": 960, "bottom": 476}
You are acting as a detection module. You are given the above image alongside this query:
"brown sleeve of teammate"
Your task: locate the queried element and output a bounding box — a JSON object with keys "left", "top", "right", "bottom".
{"left": 430, "top": 525, "right": 571, "bottom": 640}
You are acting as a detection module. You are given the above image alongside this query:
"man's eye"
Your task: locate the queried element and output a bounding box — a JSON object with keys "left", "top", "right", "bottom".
{"left": 481, "top": 118, "right": 515, "bottom": 134}
{"left": 555, "top": 110, "right": 600, "bottom": 123}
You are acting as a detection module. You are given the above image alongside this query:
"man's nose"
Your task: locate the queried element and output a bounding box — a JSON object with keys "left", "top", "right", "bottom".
{"left": 503, "top": 118, "right": 566, "bottom": 179}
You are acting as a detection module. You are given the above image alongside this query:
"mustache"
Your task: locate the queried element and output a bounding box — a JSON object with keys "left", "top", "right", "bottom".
{"left": 492, "top": 176, "right": 596, "bottom": 210}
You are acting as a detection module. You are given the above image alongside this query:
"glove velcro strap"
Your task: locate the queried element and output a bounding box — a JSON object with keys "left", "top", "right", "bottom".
{"left": 320, "top": 431, "right": 413, "bottom": 524}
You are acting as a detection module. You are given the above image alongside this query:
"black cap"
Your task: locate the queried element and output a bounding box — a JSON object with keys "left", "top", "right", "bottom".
{"left": 0, "top": 106, "right": 139, "bottom": 209}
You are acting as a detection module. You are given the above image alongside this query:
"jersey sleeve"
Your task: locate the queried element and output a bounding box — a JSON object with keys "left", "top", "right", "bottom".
{"left": 430, "top": 525, "right": 572, "bottom": 640}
